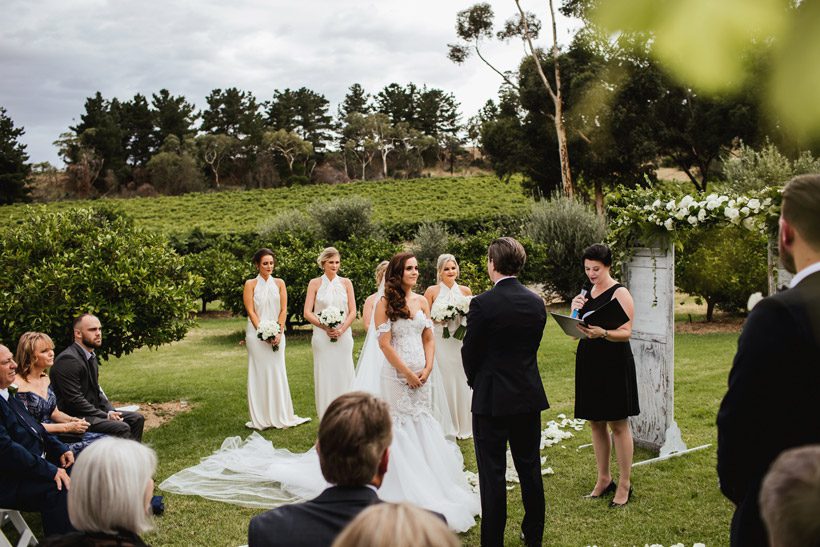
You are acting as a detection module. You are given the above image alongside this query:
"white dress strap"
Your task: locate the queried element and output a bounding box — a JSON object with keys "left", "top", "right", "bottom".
{"left": 376, "top": 321, "right": 391, "bottom": 334}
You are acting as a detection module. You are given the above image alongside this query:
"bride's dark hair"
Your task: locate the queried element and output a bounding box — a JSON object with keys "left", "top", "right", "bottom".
{"left": 384, "top": 252, "right": 415, "bottom": 321}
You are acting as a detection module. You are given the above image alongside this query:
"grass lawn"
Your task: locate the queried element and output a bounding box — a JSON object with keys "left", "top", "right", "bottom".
{"left": 24, "top": 312, "right": 739, "bottom": 546}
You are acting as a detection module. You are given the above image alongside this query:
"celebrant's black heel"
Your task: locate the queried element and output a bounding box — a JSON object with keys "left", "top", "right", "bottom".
{"left": 609, "top": 486, "right": 633, "bottom": 508}
{"left": 584, "top": 480, "right": 616, "bottom": 499}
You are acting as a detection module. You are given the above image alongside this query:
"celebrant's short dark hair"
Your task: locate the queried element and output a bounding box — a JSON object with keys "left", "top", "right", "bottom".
{"left": 582, "top": 244, "right": 612, "bottom": 267}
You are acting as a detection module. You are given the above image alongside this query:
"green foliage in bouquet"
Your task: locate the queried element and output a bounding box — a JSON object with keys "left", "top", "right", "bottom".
{"left": 0, "top": 207, "right": 201, "bottom": 358}
{"left": 676, "top": 225, "right": 768, "bottom": 321}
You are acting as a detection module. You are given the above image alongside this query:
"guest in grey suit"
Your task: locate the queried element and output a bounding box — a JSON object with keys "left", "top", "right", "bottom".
{"left": 718, "top": 174, "right": 820, "bottom": 547}
{"left": 50, "top": 314, "right": 144, "bottom": 441}
{"left": 248, "top": 391, "right": 392, "bottom": 547}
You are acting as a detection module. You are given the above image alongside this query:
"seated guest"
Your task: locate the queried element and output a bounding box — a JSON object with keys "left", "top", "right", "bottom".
{"left": 42, "top": 437, "right": 157, "bottom": 547}
{"left": 51, "top": 314, "right": 144, "bottom": 441}
{"left": 14, "top": 332, "right": 106, "bottom": 455}
{"left": 0, "top": 343, "right": 75, "bottom": 537}
{"left": 332, "top": 502, "right": 460, "bottom": 547}
{"left": 248, "top": 392, "right": 392, "bottom": 547}
{"left": 759, "top": 445, "right": 820, "bottom": 547}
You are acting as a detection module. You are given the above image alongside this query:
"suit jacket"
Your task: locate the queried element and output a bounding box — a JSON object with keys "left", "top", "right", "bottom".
{"left": 717, "top": 270, "right": 820, "bottom": 547}
{"left": 0, "top": 393, "right": 69, "bottom": 484}
{"left": 51, "top": 343, "right": 114, "bottom": 423}
{"left": 247, "top": 486, "right": 380, "bottom": 547}
{"left": 461, "top": 277, "right": 549, "bottom": 416}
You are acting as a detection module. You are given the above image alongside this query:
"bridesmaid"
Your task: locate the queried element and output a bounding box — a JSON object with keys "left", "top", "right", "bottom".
{"left": 14, "top": 331, "right": 105, "bottom": 455}
{"left": 424, "top": 253, "right": 473, "bottom": 439}
{"left": 304, "top": 247, "right": 356, "bottom": 420}
{"left": 243, "top": 248, "right": 310, "bottom": 429}
{"left": 362, "top": 260, "right": 389, "bottom": 330}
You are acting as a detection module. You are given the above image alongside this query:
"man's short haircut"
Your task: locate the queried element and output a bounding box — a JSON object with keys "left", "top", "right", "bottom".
{"left": 487, "top": 237, "right": 527, "bottom": 276}
{"left": 317, "top": 391, "right": 392, "bottom": 486}
{"left": 760, "top": 445, "right": 820, "bottom": 547}
{"left": 73, "top": 313, "right": 96, "bottom": 330}
{"left": 782, "top": 174, "right": 820, "bottom": 249}
{"left": 68, "top": 437, "right": 157, "bottom": 535}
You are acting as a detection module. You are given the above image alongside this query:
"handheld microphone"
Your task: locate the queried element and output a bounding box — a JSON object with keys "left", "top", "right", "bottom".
{"left": 570, "top": 281, "right": 593, "bottom": 319}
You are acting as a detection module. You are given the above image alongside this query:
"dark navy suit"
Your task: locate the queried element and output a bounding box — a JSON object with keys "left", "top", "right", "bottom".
{"left": 0, "top": 392, "right": 74, "bottom": 536}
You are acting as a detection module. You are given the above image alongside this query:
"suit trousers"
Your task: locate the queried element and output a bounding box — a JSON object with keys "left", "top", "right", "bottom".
{"left": 473, "top": 411, "right": 544, "bottom": 547}
{"left": 88, "top": 410, "right": 144, "bottom": 442}
{"left": 0, "top": 475, "right": 74, "bottom": 537}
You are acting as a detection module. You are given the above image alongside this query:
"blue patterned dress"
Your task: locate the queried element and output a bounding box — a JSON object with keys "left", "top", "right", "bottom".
{"left": 17, "top": 385, "right": 106, "bottom": 455}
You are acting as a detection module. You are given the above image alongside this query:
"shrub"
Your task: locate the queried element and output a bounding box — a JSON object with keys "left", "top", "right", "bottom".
{"left": 676, "top": 225, "right": 767, "bottom": 321}
{"left": 311, "top": 196, "right": 373, "bottom": 242}
{"left": 525, "top": 193, "right": 606, "bottom": 301}
{"left": 184, "top": 248, "right": 249, "bottom": 313}
{"left": 411, "top": 222, "right": 450, "bottom": 288}
{"left": 725, "top": 140, "right": 820, "bottom": 192}
{"left": 0, "top": 207, "right": 201, "bottom": 358}
{"left": 147, "top": 150, "right": 206, "bottom": 195}
{"left": 258, "top": 209, "right": 319, "bottom": 242}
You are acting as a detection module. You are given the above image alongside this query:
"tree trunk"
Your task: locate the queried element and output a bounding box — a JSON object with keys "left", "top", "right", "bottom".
{"left": 201, "top": 299, "right": 207, "bottom": 314}
{"left": 595, "top": 179, "right": 604, "bottom": 215}
{"left": 706, "top": 299, "right": 716, "bottom": 322}
{"left": 362, "top": 160, "right": 367, "bottom": 181}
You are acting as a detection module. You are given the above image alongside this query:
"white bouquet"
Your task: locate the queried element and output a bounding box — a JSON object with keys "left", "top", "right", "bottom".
{"left": 317, "top": 306, "right": 345, "bottom": 342}
{"left": 431, "top": 293, "right": 472, "bottom": 340}
{"left": 256, "top": 320, "right": 281, "bottom": 351}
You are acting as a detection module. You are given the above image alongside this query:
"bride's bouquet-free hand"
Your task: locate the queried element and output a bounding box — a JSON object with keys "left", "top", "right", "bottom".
{"left": 431, "top": 293, "right": 472, "bottom": 340}
{"left": 256, "top": 320, "right": 281, "bottom": 351}
{"left": 317, "top": 306, "right": 345, "bottom": 342}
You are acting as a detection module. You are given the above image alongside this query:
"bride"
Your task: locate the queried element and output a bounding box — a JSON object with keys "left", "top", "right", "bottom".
{"left": 160, "top": 253, "right": 480, "bottom": 532}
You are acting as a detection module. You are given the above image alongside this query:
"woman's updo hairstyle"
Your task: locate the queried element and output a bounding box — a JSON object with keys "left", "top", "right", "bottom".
{"left": 253, "top": 248, "right": 276, "bottom": 267}
{"left": 383, "top": 253, "right": 415, "bottom": 321}
{"left": 317, "top": 247, "right": 340, "bottom": 269}
{"left": 581, "top": 244, "right": 612, "bottom": 267}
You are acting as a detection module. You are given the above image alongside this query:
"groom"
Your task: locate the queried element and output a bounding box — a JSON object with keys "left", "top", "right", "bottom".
{"left": 462, "top": 237, "right": 548, "bottom": 547}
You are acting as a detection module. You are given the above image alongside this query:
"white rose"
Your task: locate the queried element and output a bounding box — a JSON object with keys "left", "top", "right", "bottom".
{"left": 675, "top": 209, "right": 687, "bottom": 220}
{"left": 679, "top": 195, "right": 694, "bottom": 208}
{"left": 664, "top": 218, "right": 675, "bottom": 231}
{"left": 748, "top": 198, "right": 760, "bottom": 211}
{"left": 763, "top": 198, "right": 772, "bottom": 207}
{"left": 687, "top": 215, "right": 698, "bottom": 225}
{"left": 666, "top": 199, "right": 676, "bottom": 210}
{"left": 652, "top": 199, "right": 662, "bottom": 208}
{"left": 725, "top": 207, "right": 740, "bottom": 220}
{"left": 741, "top": 206, "right": 750, "bottom": 216}
{"left": 728, "top": 199, "right": 736, "bottom": 207}
{"left": 706, "top": 193, "right": 718, "bottom": 202}
{"left": 698, "top": 208, "right": 707, "bottom": 221}
{"left": 742, "top": 217, "right": 756, "bottom": 230}
{"left": 706, "top": 200, "right": 718, "bottom": 210}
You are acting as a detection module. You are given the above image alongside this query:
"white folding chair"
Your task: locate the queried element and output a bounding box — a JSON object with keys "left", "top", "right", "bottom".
{"left": 0, "top": 509, "right": 38, "bottom": 547}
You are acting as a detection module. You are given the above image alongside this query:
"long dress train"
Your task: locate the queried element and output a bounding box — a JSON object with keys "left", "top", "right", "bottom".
{"left": 160, "top": 311, "right": 479, "bottom": 532}
{"left": 311, "top": 274, "right": 354, "bottom": 420}
{"left": 245, "top": 275, "right": 310, "bottom": 429}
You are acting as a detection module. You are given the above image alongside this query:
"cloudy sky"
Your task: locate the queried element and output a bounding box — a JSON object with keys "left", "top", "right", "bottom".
{"left": 1, "top": 0, "right": 579, "bottom": 165}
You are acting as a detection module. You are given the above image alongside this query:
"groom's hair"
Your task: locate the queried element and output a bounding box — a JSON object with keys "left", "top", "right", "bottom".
{"left": 760, "top": 445, "right": 820, "bottom": 547}
{"left": 318, "top": 391, "right": 392, "bottom": 486}
{"left": 488, "top": 237, "right": 527, "bottom": 275}
{"left": 782, "top": 174, "right": 820, "bottom": 248}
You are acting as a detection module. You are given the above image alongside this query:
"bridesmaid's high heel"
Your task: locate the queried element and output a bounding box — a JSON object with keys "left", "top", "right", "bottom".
{"left": 583, "top": 480, "right": 616, "bottom": 499}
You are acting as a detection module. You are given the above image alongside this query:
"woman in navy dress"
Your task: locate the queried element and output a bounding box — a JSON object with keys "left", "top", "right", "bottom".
{"left": 14, "top": 332, "right": 105, "bottom": 455}
{"left": 571, "top": 244, "right": 640, "bottom": 507}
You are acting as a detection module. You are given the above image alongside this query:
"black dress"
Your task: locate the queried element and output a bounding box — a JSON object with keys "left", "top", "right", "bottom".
{"left": 574, "top": 283, "right": 640, "bottom": 421}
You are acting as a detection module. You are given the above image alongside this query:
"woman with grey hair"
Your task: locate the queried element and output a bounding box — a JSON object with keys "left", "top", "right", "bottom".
{"left": 42, "top": 437, "right": 157, "bottom": 546}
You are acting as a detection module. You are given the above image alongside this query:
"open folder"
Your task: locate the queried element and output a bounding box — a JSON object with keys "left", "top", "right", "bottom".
{"left": 550, "top": 297, "right": 629, "bottom": 338}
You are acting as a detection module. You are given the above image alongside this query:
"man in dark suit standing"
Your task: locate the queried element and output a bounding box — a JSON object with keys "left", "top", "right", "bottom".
{"left": 51, "top": 314, "right": 144, "bottom": 441}
{"left": 248, "top": 391, "right": 393, "bottom": 547}
{"left": 717, "top": 174, "right": 820, "bottom": 547}
{"left": 0, "top": 344, "right": 75, "bottom": 537}
{"left": 461, "top": 237, "right": 548, "bottom": 547}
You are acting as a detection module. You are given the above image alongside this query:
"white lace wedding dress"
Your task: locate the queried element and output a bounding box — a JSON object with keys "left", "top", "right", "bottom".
{"left": 160, "top": 309, "right": 480, "bottom": 532}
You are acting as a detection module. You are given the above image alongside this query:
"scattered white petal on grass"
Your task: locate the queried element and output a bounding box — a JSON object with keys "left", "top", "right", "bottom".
{"left": 694, "top": 544, "right": 706, "bottom": 547}
{"left": 671, "top": 544, "right": 685, "bottom": 547}
{"left": 541, "top": 467, "right": 554, "bottom": 475}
